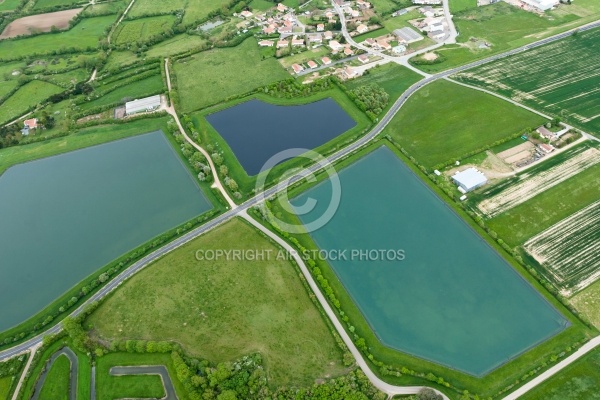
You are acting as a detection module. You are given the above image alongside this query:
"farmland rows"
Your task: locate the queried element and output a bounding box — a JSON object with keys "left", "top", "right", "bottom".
{"left": 478, "top": 147, "right": 600, "bottom": 217}
{"left": 454, "top": 28, "right": 600, "bottom": 134}
{"left": 524, "top": 200, "right": 600, "bottom": 296}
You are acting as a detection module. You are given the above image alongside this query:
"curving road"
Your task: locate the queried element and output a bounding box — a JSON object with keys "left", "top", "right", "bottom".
{"left": 31, "top": 347, "right": 78, "bottom": 400}
{"left": 2, "top": 15, "right": 600, "bottom": 400}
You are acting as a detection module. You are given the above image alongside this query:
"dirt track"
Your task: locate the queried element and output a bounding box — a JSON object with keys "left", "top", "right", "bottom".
{"left": 0, "top": 8, "right": 83, "bottom": 39}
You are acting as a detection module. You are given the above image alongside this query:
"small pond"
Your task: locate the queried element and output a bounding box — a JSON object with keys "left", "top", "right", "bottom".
{"left": 205, "top": 98, "right": 357, "bottom": 176}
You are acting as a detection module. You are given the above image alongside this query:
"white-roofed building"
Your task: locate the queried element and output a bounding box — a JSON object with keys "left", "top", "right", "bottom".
{"left": 125, "top": 95, "right": 161, "bottom": 116}
{"left": 452, "top": 168, "right": 488, "bottom": 192}
{"left": 521, "top": 0, "right": 559, "bottom": 11}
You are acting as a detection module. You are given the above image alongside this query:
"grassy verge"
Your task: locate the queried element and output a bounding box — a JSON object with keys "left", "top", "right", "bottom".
{"left": 255, "top": 138, "right": 595, "bottom": 399}
{"left": 520, "top": 345, "right": 600, "bottom": 400}
{"left": 87, "top": 218, "right": 347, "bottom": 388}
{"left": 189, "top": 87, "right": 371, "bottom": 200}
{"left": 571, "top": 280, "right": 600, "bottom": 329}
{"left": 37, "top": 355, "right": 70, "bottom": 400}
{"left": 382, "top": 80, "right": 546, "bottom": 169}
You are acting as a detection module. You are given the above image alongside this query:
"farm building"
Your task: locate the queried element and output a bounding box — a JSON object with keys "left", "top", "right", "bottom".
{"left": 452, "top": 168, "right": 488, "bottom": 192}
{"left": 125, "top": 95, "right": 161, "bottom": 116}
{"left": 393, "top": 27, "right": 423, "bottom": 43}
{"left": 520, "top": 0, "right": 559, "bottom": 11}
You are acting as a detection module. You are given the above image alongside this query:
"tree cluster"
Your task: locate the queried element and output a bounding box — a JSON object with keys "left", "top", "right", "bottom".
{"left": 349, "top": 84, "right": 389, "bottom": 120}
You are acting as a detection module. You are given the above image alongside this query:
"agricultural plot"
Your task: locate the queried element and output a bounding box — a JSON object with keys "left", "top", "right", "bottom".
{"left": 0, "top": 16, "right": 116, "bottom": 60}
{"left": 478, "top": 146, "right": 600, "bottom": 217}
{"left": 182, "top": 0, "right": 231, "bottom": 25}
{"left": 0, "top": 8, "right": 83, "bottom": 39}
{"left": 113, "top": 15, "right": 177, "bottom": 46}
{"left": 383, "top": 80, "right": 544, "bottom": 168}
{"left": 128, "top": 0, "right": 186, "bottom": 17}
{"left": 524, "top": 200, "right": 600, "bottom": 296}
{"left": 454, "top": 28, "right": 600, "bottom": 136}
{"left": 174, "top": 38, "right": 288, "bottom": 112}
{"left": 0, "top": 80, "right": 63, "bottom": 125}
{"left": 77, "top": 74, "right": 164, "bottom": 111}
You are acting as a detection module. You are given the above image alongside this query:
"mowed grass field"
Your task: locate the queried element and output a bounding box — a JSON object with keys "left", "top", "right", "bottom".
{"left": 87, "top": 218, "right": 346, "bottom": 388}
{"left": 0, "top": 80, "right": 63, "bottom": 125}
{"left": 0, "top": 0, "right": 21, "bottom": 12}
{"left": 520, "top": 346, "right": 600, "bottom": 400}
{"left": 455, "top": 28, "right": 600, "bottom": 136}
{"left": 174, "top": 38, "right": 288, "bottom": 112}
{"left": 382, "top": 80, "right": 545, "bottom": 168}
{"left": 95, "top": 353, "right": 186, "bottom": 400}
{"left": 113, "top": 15, "right": 177, "bottom": 45}
{"left": 0, "top": 16, "right": 116, "bottom": 60}
{"left": 450, "top": 0, "right": 476, "bottom": 12}
{"left": 128, "top": 0, "right": 186, "bottom": 17}
{"left": 0, "top": 116, "right": 171, "bottom": 174}
{"left": 37, "top": 355, "right": 70, "bottom": 400}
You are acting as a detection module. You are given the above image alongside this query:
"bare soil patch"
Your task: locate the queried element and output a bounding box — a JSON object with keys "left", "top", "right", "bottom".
{"left": 422, "top": 52, "right": 438, "bottom": 61}
{"left": 0, "top": 8, "right": 83, "bottom": 39}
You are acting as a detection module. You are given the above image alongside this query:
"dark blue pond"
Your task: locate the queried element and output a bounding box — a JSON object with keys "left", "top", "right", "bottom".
{"left": 205, "top": 98, "right": 357, "bottom": 175}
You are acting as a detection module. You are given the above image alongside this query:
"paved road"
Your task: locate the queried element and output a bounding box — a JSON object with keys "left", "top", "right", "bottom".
{"left": 31, "top": 347, "right": 78, "bottom": 400}
{"left": 109, "top": 365, "right": 178, "bottom": 400}
{"left": 2, "top": 16, "right": 600, "bottom": 400}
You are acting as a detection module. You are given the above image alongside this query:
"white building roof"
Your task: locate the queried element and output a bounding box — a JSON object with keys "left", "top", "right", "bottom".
{"left": 125, "top": 95, "right": 161, "bottom": 115}
{"left": 452, "top": 168, "right": 487, "bottom": 192}
{"left": 521, "top": 0, "right": 558, "bottom": 11}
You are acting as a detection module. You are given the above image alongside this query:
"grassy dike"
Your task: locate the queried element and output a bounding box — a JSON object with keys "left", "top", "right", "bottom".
{"left": 248, "top": 137, "right": 596, "bottom": 399}
{"left": 0, "top": 116, "right": 226, "bottom": 352}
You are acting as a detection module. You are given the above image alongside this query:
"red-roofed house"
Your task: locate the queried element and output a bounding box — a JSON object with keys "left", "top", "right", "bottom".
{"left": 277, "top": 2, "right": 288, "bottom": 12}
{"left": 329, "top": 40, "right": 344, "bottom": 51}
{"left": 240, "top": 10, "right": 253, "bottom": 18}
{"left": 263, "top": 24, "right": 276, "bottom": 34}
{"left": 24, "top": 118, "right": 38, "bottom": 129}
{"left": 291, "top": 38, "right": 305, "bottom": 46}
{"left": 356, "top": 24, "right": 368, "bottom": 34}
{"left": 358, "top": 54, "right": 369, "bottom": 63}
{"left": 324, "top": 31, "right": 333, "bottom": 40}
{"left": 307, "top": 60, "right": 318, "bottom": 69}
{"left": 291, "top": 63, "right": 304, "bottom": 74}
{"left": 321, "top": 56, "right": 332, "bottom": 65}
{"left": 343, "top": 47, "right": 353, "bottom": 56}
{"left": 277, "top": 40, "right": 289, "bottom": 48}
{"left": 317, "top": 23, "right": 325, "bottom": 31}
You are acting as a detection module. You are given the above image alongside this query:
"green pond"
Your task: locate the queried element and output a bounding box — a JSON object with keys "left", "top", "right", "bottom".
{"left": 0, "top": 131, "right": 212, "bottom": 332}
{"left": 291, "top": 145, "right": 568, "bottom": 376}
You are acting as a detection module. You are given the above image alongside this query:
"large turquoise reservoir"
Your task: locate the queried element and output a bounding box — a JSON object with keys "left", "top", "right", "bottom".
{"left": 0, "top": 131, "right": 212, "bottom": 331}
{"left": 291, "top": 145, "right": 568, "bottom": 376}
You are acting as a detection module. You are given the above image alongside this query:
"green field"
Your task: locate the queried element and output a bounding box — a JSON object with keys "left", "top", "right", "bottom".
{"left": 572, "top": 279, "right": 600, "bottom": 328}
{"left": 87, "top": 218, "right": 346, "bottom": 388}
{"left": 0, "top": 80, "right": 63, "bottom": 125}
{"left": 99, "top": 374, "right": 164, "bottom": 400}
{"left": 0, "top": 80, "right": 18, "bottom": 99}
{"left": 182, "top": 0, "right": 231, "bottom": 25}
{"left": 0, "top": 0, "right": 21, "bottom": 11}
{"left": 174, "top": 38, "right": 288, "bottom": 112}
{"left": 128, "top": 0, "right": 186, "bottom": 17}
{"left": 411, "top": 2, "right": 593, "bottom": 73}
{"left": 146, "top": 34, "right": 208, "bottom": 57}
{"left": 33, "top": 0, "right": 84, "bottom": 9}
{"left": 449, "top": 0, "right": 476, "bottom": 12}
{"left": 382, "top": 80, "right": 545, "bottom": 168}
{"left": 487, "top": 157, "right": 600, "bottom": 246}
{"left": 454, "top": 28, "right": 600, "bottom": 136}
{"left": 521, "top": 346, "right": 600, "bottom": 400}
{"left": 113, "top": 15, "right": 177, "bottom": 45}
{"left": 0, "top": 116, "right": 171, "bottom": 174}
{"left": 369, "top": 0, "right": 410, "bottom": 15}
{"left": 0, "top": 16, "right": 116, "bottom": 61}
{"left": 37, "top": 355, "right": 70, "bottom": 400}
{"left": 0, "top": 376, "right": 12, "bottom": 400}
{"left": 344, "top": 63, "right": 421, "bottom": 114}
{"left": 78, "top": 74, "right": 164, "bottom": 111}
